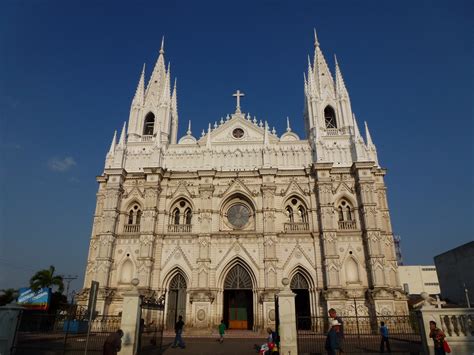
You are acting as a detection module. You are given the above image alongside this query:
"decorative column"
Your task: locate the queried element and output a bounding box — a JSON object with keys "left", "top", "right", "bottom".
{"left": 278, "top": 278, "right": 298, "bottom": 355}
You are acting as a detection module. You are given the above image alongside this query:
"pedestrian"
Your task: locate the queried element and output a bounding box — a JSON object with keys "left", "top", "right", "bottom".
{"left": 172, "top": 315, "right": 186, "bottom": 349}
{"left": 218, "top": 319, "right": 226, "bottom": 343}
{"left": 379, "top": 321, "right": 391, "bottom": 353}
{"left": 328, "top": 308, "right": 344, "bottom": 352}
{"left": 429, "top": 320, "right": 447, "bottom": 355}
{"left": 103, "top": 329, "right": 123, "bottom": 355}
{"left": 325, "top": 319, "right": 341, "bottom": 355}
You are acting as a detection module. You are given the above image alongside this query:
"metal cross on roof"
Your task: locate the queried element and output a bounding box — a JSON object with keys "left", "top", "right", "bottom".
{"left": 232, "top": 90, "right": 245, "bottom": 113}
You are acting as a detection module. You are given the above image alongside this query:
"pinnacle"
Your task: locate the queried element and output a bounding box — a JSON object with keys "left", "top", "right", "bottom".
{"left": 314, "top": 28, "right": 319, "bottom": 47}
{"left": 160, "top": 36, "right": 165, "bottom": 54}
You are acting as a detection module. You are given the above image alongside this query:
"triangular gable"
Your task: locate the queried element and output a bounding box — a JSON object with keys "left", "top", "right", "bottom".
{"left": 215, "top": 240, "right": 259, "bottom": 271}
{"left": 170, "top": 181, "right": 196, "bottom": 199}
{"left": 219, "top": 177, "right": 254, "bottom": 198}
{"left": 198, "top": 114, "right": 279, "bottom": 144}
{"left": 162, "top": 246, "right": 193, "bottom": 271}
{"left": 124, "top": 185, "right": 145, "bottom": 199}
{"left": 333, "top": 181, "right": 354, "bottom": 194}
{"left": 282, "top": 243, "right": 315, "bottom": 270}
{"left": 282, "top": 178, "right": 307, "bottom": 197}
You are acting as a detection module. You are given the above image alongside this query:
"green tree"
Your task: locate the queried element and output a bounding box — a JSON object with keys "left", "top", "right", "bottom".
{"left": 0, "top": 288, "right": 18, "bottom": 306}
{"left": 30, "top": 265, "right": 64, "bottom": 293}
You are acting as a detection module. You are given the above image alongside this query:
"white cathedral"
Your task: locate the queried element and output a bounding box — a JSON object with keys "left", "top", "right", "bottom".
{"left": 79, "top": 32, "right": 407, "bottom": 331}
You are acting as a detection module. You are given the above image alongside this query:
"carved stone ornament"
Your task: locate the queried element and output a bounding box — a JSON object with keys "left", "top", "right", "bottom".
{"left": 197, "top": 309, "right": 206, "bottom": 321}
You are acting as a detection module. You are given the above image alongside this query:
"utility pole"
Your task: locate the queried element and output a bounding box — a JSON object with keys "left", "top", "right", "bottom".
{"left": 60, "top": 275, "right": 78, "bottom": 303}
{"left": 464, "top": 283, "right": 471, "bottom": 308}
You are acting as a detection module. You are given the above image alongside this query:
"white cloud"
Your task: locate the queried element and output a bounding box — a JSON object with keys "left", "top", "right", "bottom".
{"left": 48, "top": 157, "right": 77, "bottom": 172}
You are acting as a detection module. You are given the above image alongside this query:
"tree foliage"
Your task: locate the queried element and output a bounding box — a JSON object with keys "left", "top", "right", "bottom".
{"left": 30, "top": 265, "right": 64, "bottom": 293}
{"left": 0, "top": 288, "right": 18, "bottom": 306}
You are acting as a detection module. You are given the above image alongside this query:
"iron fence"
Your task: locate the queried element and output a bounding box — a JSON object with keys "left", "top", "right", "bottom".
{"left": 297, "top": 314, "right": 422, "bottom": 354}
{"left": 12, "top": 308, "right": 122, "bottom": 355}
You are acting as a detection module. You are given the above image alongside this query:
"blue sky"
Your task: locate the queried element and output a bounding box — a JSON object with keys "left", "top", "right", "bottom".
{"left": 1, "top": 0, "right": 472, "bottom": 295}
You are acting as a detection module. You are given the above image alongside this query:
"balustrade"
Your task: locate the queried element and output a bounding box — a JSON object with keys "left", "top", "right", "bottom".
{"left": 124, "top": 224, "right": 140, "bottom": 233}
{"left": 141, "top": 135, "right": 153, "bottom": 142}
{"left": 167, "top": 224, "right": 192, "bottom": 233}
{"left": 284, "top": 222, "right": 309, "bottom": 232}
{"left": 338, "top": 220, "right": 356, "bottom": 230}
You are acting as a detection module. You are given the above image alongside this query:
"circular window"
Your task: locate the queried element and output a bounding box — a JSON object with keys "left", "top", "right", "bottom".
{"left": 227, "top": 203, "right": 250, "bottom": 228}
{"left": 232, "top": 128, "right": 245, "bottom": 139}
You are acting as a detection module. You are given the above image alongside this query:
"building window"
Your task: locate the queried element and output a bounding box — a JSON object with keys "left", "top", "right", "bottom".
{"left": 143, "top": 112, "right": 155, "bottom": 135}
{"left": 284, "top": 197, "right": 309, "bottom": 231}
{"left": 324, "top": 106, "right": 337, "bottom": 129}
{"left": 127, "top": 205, "right": 142, "bottom": 225}
{"left": 337, "top": 200, "right": 356, "bottom": 230}
{"left": 169, "top": 199, "right": 193, "bottom": 226}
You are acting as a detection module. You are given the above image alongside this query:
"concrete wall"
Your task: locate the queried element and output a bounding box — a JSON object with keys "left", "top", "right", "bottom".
{"left": 434, "top": 241, "right": 474, "bottom": 306}
{"left": 398, "top": 265, "right": 440, "bottom": 295}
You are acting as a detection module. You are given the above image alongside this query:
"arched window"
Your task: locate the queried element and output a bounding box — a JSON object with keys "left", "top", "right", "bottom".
{"left": 143, "top": 113, "right": 155, "bottom": 136}
{"left": 286, "top": 206, "right": 294, "bottom": 223}
{"left": 173, "top": 208, "right": 180, "bottom": 225}
{"left": 337, "top": 200, "right": 356, "bottom": 230}
{"left": 185, "top": 208, "right": 192, "bottom": 225}
{"left": 169, "top": 199, "right": 193, "bottom": 231}
{"left": 284, "top": 197, "right": 309, "bottom": 231}
{"left": 127, "top": 204, "right": 142, "bottom": 225}
{"left": 324, "top": 106, "right": 337, "bottom": 129}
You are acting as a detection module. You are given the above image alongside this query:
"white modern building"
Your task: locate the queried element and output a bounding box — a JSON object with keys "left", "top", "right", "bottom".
{"left": 78, "top": 32, "right": 408, "bottom": 330}
{"left": 398, "top": 266, "right": 440, "bottom": 295}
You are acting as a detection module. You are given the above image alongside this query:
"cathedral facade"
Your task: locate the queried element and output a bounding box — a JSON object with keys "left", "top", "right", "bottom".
{"left": 79, "top": 33, "right": 407, "bottom": 331}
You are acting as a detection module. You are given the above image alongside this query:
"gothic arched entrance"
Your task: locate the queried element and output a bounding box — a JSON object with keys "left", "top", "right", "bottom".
{"left": 223, "top": 264, "right": 254, "bottom": 330}
{"left": 291, "top": 272, "right": 311, "bottom": 330}
{"left": 166, "top": 273, "right": 187, "bottom": 329}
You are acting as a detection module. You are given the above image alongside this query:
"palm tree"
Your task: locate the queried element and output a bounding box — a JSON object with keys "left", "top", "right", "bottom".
{"left": 30, "top": 265, "right": 64, "bottom": 293}
{"left": 0, "top": 288, "right": 18, "bottom": 306}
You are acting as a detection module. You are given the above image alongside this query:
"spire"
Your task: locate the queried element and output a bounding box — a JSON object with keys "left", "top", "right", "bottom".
{"left": 314, "top": 28, "right": 320, "bottom": 48}
{"left": 160, "top": 36, "right": 165, "bottom": 55}
{"left": 145, "top": 37, "right": 167, "bottom": 100}
{"left": 132, "top": 64, "right": 145, "bottom": 106}
{"left": 161, "top": 62, "right": 171, "bottom": 104}
{"left": 108, "top": 130, "right": 117, "bottom": 155}
{"left": 206, "top": 123, "right": 212, "bottom": 149}
{"left": 286, "top": 117, "right": 292, "bottom": 132}
{"left": 186, "top": 120, "right": 192, "bottom": 135}
{"left": 172, "top": 78, "right": 178, "bottom": 110}
{"left": 264, "top": 121, "right": 270, "bottom": 145}
{"left": 364, "top": 121, "right": 374, "bottom": 147}
{"left": 352, "top": 114, "right": 363, "bottom": 142}
{"left": 334, "top": 54, "right": 349, "bottom": 98}
{"left": 118, "top": 122, "right": 127, "bottom": 147}
{"left": 311, "top": 31, "right": 334, "bottom": 98}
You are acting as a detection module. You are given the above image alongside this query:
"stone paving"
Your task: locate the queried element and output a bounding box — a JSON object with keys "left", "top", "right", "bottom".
{"left": 162, "top": 336, "right": 264, "bottom": 355}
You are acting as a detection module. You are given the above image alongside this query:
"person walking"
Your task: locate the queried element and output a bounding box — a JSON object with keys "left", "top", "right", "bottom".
{"left": 172, "top": 315, "right": 186, "bottom": 349}
{"left": 379, "top": 321, "right": 391, "bottom": 353}
{"left": 325, "top": 319, "right": 341, "bottom": 355}
{"left": 429, "top": 320, "right": 447, "bottom": 355}
{"left": 328, "top": 308, "right": 344, "bottom": 352}
{"left": 218, "top": 319, "right": 226, "bottom": 343}
{"left": 103, "top": 329, "right": 123, "bottom": 355}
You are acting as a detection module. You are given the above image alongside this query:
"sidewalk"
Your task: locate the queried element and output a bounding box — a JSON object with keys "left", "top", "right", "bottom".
{"left": 162, "top": 336, "right": 264, "bottom": 355}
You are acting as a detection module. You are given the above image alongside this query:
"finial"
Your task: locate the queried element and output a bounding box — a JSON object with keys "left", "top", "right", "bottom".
{"left": 259, "top": 120, "right": 263, "bottom": 127}
{"left": 314, "top": 28, "right": 319, "bottom": 47}
{"left": 118, "top": 121, "right": 127, "bottom": 147}
{"left": 220, "top": 117, "right": 224, "bottom": 124}
{"left": 246, "top": 113, "right": 251, "bottom": 120}
{"left": 214, "top": 121, "right": 218, "bottom": 129}
{"left": 208, "top": 123, "right": 212, "bottom": 132}
{"left": 108, "top": 130, "right": 117, "bottom": 155}
{"left": 160, "top": 36, "right": 165, "bottom": 54}
{"left": 272, "top": 127, "right": 276, "bottom": 135}
{"left": 187, "top": 120, "right": 192, "bottom": 135}
{"left": 253, "top": 116, "right": 257, "bottom": 124}
{"left": 226, "top": 114, "right": 230, "bottom": 120}
{"left": 142, "top": 63, "right": 146, "bottom": 74}
{"left": 201, "top": 129, "right": 205, "bottom": 137}
{"left": 334, "top": 54, "right": 339, "bottom": 67}
{"left": 286, "top": 117, "right": 292, "bottom": 132}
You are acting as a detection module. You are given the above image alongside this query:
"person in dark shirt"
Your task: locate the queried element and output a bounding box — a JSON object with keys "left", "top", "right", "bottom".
{"left": 429, "top": 321, "right": 446, "bottom": 355}
{"left": 103, "top": 329, "right": 123, "bottom": 355}
{"left": 379, "top": 321, "right": 391, "bottom": 353}
{"left": 172, "top": 315, "right": 186, "bottom": 349}
{"left": 328, "top": 308, "right": 344, "bottom": 352}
